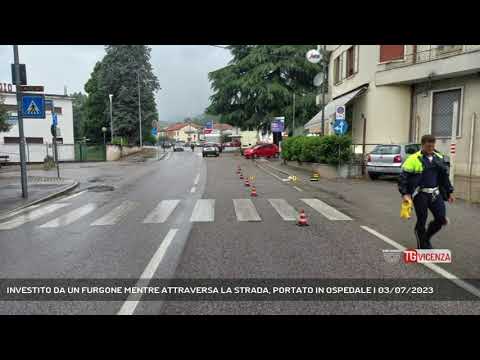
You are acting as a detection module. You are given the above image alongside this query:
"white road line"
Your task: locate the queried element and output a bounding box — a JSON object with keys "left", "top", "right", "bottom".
{"left": 0, "top": 203, "right": 70, "bottom": 230}
{"left": 118, "top": 228, "right": 178, "bottom": 315}
{"left": 293, "top": 186, "right": 303, "bottom": 192}
{"left": 190, "top": 199, "right": 215, "bottom": 222}
{"left": 143, "top": 200, "right": 180, "bottom": 224}
{"left": 56, "top": 190, "right": 87, "bottom": 203}
{"left": 360, "top": 225, "right": 480, "bottom": 299}
{"left": 39, "top": 203, "right": 97, "bottom": 228}
{"left": 190, "top": 186, "right": 196, "bottom": 193}
{"left": 233, "top": 199, "right": 261, "bottom": 222}
{"left": 268, "top": 199, "right": 297, "bottom": 221}
{"left": 301, "top": 198, "right": 352, "bottom": 221}
{"left": 0, "top": 204, "right": 42, "bottom": 221}
{"left": 194, "top": 174, "right": 200, "bottom": 185}
{"left": 90, "top": 201, "right": 137, "bottom": 226}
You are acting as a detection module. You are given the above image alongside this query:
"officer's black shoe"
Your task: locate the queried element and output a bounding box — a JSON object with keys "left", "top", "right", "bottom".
{"left": 423, "top": 237, "right": 433, "bottom": 249}
{"left": 414, "top": 229, "right": 432, "bottom": 249}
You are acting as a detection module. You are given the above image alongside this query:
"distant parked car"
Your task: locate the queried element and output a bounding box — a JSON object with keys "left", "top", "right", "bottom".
{"left": 366, "top": 143, "right": 451, "bottom": 180}
{"left": 243, "top": 143, "right": 279, "bottom": 159}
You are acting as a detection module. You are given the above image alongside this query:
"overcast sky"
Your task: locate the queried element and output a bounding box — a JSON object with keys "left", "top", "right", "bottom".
{"left": 0, "top": 45, "right": 232, "bottom": 122}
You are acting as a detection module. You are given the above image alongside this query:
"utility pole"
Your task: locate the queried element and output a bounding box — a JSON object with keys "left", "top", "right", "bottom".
{"left": 138, "top": 71, "right": 143, "bottom": 148}
{"left": 321, "top": 45, "right": 327, "bottom": 136}
{"left": 13, "top": 45, "right": 28, "bottom": 198}
{"left": 109, "top": 94, "right": 113, "bottom": 142}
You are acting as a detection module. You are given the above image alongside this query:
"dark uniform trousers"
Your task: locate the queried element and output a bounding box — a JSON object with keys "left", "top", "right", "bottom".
{"left": 413, "top": 192, "right": 447, "bottom": 244}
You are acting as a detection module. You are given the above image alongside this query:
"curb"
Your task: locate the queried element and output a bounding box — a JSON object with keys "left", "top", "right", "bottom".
{"left": 0, "top": 180, "right": 79, "bottom": 220}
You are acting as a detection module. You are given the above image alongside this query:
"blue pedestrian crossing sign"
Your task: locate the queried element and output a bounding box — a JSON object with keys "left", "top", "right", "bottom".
{"left": 333, "top": 119, "right": 349, "bottom": 135}
{"left": 151, "top": 127, "right": 158, "bottom": 136}
{"left": 21, "top": 94, "right": 45, "bottom": 119}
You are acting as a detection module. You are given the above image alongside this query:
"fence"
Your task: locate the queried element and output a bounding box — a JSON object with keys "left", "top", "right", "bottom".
{"left": 75, "top": 144, "right": 106, "bottom": 161}
{"left": 0, "top": 143, "right": 75, "bottom": 163}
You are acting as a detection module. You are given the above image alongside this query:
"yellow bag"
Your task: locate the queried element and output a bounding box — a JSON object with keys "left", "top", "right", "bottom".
{"left": 400, "top": 199, "right": 413, "bottom": 219}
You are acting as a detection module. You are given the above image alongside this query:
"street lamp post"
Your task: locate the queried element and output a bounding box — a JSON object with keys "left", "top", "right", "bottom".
{"left": 109, "top": 94, "right": 113, "bottom": 143}
{"left": 137, "top": 71, "right": 143, "bottom": 148}
{"left": 322, "top": 45, "right": 327, "bottom": 136}
{"left": 292, "top": 92, "right": 296, "bottom": 136}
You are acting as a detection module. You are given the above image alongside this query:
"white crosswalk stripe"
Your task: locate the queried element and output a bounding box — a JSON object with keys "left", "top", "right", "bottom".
{"left": 0, "top": 203, "right": 71, "bottom": 230}
{"left": 91, "top": 201, "right": 138, "bottom": 226}
{"left": 233, "top": 199, "right": 261, "bottom": 221}
{"left": 300, "top": 198, "right": 352, "bottom": 221}
{"left": 190, "top": 199, "right": 215, "bottom": 222}
{"left": 143, "top": 200, "right": 180, "bottom": 224}
{"left": 268, "top": 198, "right": 297, "bottom": 221}
{"left": 1, "top": 198, "right": 355, "bottom": 230}
{"left": 39, "top": 203, "right": 97, "bottom": 228}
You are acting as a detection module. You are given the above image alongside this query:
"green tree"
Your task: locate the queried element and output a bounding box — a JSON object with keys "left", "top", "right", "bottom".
{"left": 0, "top": 95, "right": 11, "bottom": 132}
{"left": 83, "top": 46, "right": 160, "bottom": 144}
{"left": 207, "top": 45, "right": 322, "bottom": 132}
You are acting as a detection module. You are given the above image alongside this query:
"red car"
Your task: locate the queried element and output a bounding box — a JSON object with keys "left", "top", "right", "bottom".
{"left": 243, "top": 143, "right": 279, "bottom": 159}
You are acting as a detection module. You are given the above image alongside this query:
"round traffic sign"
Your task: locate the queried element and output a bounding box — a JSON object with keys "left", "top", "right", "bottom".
{"left": 306, "top": 49, "right": 322, "bottom": 64}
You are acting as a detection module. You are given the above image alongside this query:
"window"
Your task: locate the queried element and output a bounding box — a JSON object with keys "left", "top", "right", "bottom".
{"left": 1, "top": 104, "right": 62, "bottom": 114}
{"left": 379, "top": 45, "right": 405, "bottom": 63}
{"left": 347, "top": 46, "right": 355, "bottom": 77}
{"left": 3, "top": 137, "right": 44, "bottom": 144}
{"left": 333, "top": 56, "right": 341, "bottom": 84}
{"left": 371, "top": 145, "right": 401, "bottom": 155}
{"left": 431, "top": 89, "right": 461, "bottom": 137}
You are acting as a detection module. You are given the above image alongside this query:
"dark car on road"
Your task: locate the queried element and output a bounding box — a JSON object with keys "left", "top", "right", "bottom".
{"left": 202, "top": 143, "right": 220, "bottom": 157}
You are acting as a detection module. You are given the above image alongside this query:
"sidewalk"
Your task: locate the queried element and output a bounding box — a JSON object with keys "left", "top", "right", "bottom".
{"left": 0, "top": 148, "right": 167, "bottom": 216}
{"left": 0, "top": 175, "right": 78, "bottom": 216}
{"left": 258, "top": 158, "right": 480, "bottom": 280}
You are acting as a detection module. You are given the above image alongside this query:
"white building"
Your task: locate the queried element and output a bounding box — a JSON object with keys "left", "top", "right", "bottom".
{"left": 0, "top": 87, "right": 74, "bottom": 162}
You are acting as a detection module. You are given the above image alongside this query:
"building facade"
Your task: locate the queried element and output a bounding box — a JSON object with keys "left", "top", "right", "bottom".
{"left": 375, "top": 45, "right": 480, "bottom": 201}
{"left": 306, "top": 45, "right": 411, "bottom": 154}
{"left": 0, "top": 88, "right": 74, "bottom": 162}
{"left": 165, "top": 123, "right": 201, "bottom": 142}
{"left": 305, "top": 45, "right": 480, "bottom": 201}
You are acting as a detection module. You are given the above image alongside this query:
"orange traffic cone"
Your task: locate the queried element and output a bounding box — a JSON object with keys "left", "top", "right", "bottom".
{"left": 250, "top": 186, "right": 257, "bottom": 197}
{"left": 245, "top": 179, "right": 250, "bottom": 187}
{"left": 297, "top": 209, "right": 309, "bottom": 226}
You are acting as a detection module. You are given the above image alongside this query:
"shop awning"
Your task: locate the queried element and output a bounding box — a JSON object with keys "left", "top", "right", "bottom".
{"left": 304, "top": 86, "right": 368, "bottom": 130}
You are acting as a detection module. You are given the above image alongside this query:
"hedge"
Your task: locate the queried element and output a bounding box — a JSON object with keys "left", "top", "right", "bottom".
{"left": 281, "top": 135, "right": 352, "bottom": 165}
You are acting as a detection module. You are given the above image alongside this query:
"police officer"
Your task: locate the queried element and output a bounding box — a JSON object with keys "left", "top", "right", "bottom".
{"left": 398, "top": 135, "right": 455, "bottom": 249}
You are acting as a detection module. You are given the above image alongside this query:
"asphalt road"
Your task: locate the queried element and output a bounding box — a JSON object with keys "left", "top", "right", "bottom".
{"left": 0, "top": 149, "right": 479, "bottom": 314}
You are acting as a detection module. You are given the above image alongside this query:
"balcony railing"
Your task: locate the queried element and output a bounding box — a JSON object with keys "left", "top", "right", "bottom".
{"left": 380, "top": 45, "right": 480, "bottom": 71}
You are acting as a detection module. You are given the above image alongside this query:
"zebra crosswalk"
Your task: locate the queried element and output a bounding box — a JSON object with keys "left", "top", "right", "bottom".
{"left": 0, "top": 197, "right": 352, "bottom": 230}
